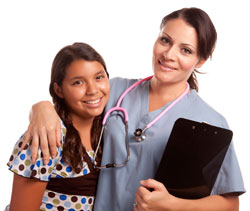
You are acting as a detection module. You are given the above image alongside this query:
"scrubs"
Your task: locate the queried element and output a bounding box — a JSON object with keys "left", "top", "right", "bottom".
{"left": 94, "top": 77, "right": 245, "bottom": 211}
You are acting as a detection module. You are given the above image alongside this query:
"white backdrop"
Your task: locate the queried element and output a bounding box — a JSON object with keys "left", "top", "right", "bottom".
{"left": 0, "top": 0, "right": 249, "bottom": 210}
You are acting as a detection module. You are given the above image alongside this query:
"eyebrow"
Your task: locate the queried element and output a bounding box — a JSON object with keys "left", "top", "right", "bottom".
{"left": 69, "top": 70, "right": 106, "bottom": 81}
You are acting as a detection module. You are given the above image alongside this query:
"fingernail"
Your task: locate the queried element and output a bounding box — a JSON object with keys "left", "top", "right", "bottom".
{"left": 32, "top": 158, "right": 36, "bottom": 164}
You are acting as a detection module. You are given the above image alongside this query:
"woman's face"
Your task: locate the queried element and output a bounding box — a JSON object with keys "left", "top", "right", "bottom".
{"left": 153, "top": 18, "right": 204, "bottom": 85}
{"left": 54, "top": 59, "right": 110, "bottom": 121}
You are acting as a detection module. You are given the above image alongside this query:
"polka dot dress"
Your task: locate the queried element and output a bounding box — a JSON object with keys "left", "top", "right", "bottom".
{"left": 7, "top": 121, "right": 96, "bottom": 211}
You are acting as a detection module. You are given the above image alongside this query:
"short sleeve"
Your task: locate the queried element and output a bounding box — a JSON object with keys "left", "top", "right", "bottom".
{"left": 211, "top": 141, "right": 246, "bottom": 195}
{"left": 7, "top": 121, "right": 67, "bottom": 182}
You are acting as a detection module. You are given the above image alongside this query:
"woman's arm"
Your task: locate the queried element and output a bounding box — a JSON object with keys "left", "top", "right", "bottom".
{"left": 9, "top": 174, "right": 48, "bottom": 211}
{"left": 134, "top": 179, "right": 239, "bottom": 211}
{"left": 21, "top": 101, "right": 61, "bottom": 164}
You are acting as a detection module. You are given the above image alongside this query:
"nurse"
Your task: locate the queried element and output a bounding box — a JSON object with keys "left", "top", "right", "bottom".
{"left": 22, "top": 7, "right": 245, "bottom": 211}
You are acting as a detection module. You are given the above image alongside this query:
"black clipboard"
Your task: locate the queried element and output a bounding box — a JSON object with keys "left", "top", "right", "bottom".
{"left": 155, "top": 118, "right": 233, "bottom": 199}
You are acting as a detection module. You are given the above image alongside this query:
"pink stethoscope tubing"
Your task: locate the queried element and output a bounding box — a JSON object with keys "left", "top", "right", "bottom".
{"left": 93, "top": 76, "right": 190, "bottom": 168}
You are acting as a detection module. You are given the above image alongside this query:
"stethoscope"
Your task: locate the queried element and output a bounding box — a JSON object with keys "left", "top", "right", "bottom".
{"left": 93, "top": 76, "right": 190, "bottom": 169}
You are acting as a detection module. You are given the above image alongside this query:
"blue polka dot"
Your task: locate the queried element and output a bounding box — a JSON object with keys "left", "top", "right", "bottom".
{"left": 64, "top": 201, "right": 71, "bottom": 208}
{"left": 60, "top": 159, "right": 64, "bottom": 164}
{"left": 56, "top": 175, "right": 63, "bottom": 178}
{"left": 42, "top": 196, "right": 49, "bottom": 202}
{"left": 69, "top": 209, "right": 75, "bottom": 211}
{"left": 26, "top": 149, "right": 31, "bottom": 155}
{"left": 13, "top": 158, "right": 19, "bottom": 165}
{"left": 46, "top": 203, "right": 53, "bottom": 209}
{"left": 17, "top": 151, "right": 21, "bottom": 156}
{"left": 30, "top": 164, "right": 35, "bottom": 170}
{"left": 36, "top": 160, "right": 41, "bottom": 167}
{"left": 20, "top": 154, "right": 26, "bottom": 160}
{"left": 83, "top": 169, "right": 88, "bottom": 175}
{"left": 42, "top": 175, "right": 48, "bottom": 181}
{"left": 60, "top": 195, "right": 67, "bottom": 200}
{"left": 23, "top": 170, "right": 30, "bottom": 177}
{"left": 48, "top": 159, "right": 52, "bottom": 166}
{"left": 81, "top": 198, "right": 86, "bottom": 204}
{"left": 66, "top": 166, "right": 72, "bottom": 172}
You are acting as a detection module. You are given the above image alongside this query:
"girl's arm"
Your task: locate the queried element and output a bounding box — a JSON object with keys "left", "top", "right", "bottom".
{"left": 134, "top": 179, "right": 239, "bottom": 211}
{"left": 9, "top": 174, "right": 48, "bottom": 211}
{"left": 21, "top": 101, "right": 61, "bottom": 164}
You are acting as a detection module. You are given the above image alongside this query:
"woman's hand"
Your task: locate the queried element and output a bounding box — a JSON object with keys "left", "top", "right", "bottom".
{"left": 134, "top": 179, "right": 239, "bottom": 211}
{"left": 21, "top": 101, "right": 61, "bottom": 164}
{"left": 134, "top": 179, "right": 177, "bottom": 211}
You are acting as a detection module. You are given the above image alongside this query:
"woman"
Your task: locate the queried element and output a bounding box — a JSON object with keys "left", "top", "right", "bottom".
{"left": 7, "top": 42, "right": 110, "bottom": 210}
{"left": 21, "top": 8, "right": 245, "bottom": 211}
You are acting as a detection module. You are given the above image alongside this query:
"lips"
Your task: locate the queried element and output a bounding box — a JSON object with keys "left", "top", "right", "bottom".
{"left": 158, "top": 59, "right": 177, "bottom": 71}
{"left": 83, "top": 97, "right": 102, "bottom": 105}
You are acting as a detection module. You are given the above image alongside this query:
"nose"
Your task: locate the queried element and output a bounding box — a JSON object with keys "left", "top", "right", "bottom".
{"left": 86, "top": 81, "right": 98, "bottom": 95}
{"left": 163, "top": 46, "right": 177, "bottom": 61}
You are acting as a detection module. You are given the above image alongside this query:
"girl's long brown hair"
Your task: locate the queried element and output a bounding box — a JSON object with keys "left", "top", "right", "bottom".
{"left": 49, "top": 42, "right": 109, "bottom": 172}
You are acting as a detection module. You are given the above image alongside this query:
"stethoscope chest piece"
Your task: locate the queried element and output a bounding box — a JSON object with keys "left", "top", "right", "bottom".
{"left": 134, "top": 128, "right": 146, "bottom": 142}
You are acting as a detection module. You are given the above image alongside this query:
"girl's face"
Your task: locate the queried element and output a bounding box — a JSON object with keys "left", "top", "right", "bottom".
{"left": 152, "top": 18, "right": 204, "bottom": 86}
{"left": 54, "top": 59, "right": 110, "bottom": 121}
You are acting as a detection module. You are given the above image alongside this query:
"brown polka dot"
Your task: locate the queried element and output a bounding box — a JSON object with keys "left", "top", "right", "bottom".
{"left": 48, "top": 192, "right": 56, "bottom": 198}
{"left": 88, "top": 198, "right": 93, "bottom": 204}
{"left": 75, "top": 167, "right": 81, "bottom": 174}
{"left": 9, "top": 155, "right": 14, "bottom": 162}
{"left": 41, "top": 168, "right": 47, "bottom": 174}
{"left": 18, "top": 141, "right": 23, "bottom": 148}
{"left": 31, "top": 170, "right": 37, "bottom": 178}
{"left": 56, "top": 164, "right": 63, "bottom": 171}
{"left": 23, "top": 144, "right": 29, "bottom": 150}
{"left": 57, "top": 206, "right": 64, "bottom": 211}
{"left": 71, "top": 196, "right": 78, "bottom": 202}
{"left": 19, "top": 164, "right": 25, "bottom": 171}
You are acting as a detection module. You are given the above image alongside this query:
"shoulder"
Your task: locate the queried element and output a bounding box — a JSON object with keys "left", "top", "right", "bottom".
{"left": 109, "top": 77, "right": 139, "bottom": 91}
{"left": 107, "top": 77, "right": 139, "bottom": 109}
{"left": 7, "top": 125, "right": 65, "bottom": 181}
{"left": 186, "top": 90, "right": 229, "bottom": 128}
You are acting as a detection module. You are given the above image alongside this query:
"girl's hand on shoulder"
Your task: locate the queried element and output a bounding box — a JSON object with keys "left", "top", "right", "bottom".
{"left": 134, "top": 179, "right": 177, "bottom": 211}
{"left": 21, "top": 101, "right": 61, "bottom": 165}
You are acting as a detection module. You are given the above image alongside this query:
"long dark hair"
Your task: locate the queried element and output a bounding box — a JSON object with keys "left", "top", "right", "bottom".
{"left": 49, "top": 42, "right": 109, "bottom": 172}
{"left": 160, "top": 8, "right": 217, "bottom": 91}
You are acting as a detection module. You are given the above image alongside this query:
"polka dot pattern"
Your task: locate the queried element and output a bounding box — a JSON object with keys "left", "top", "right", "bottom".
{"left": 7, "top": 119, "right": 95, "bottom": 210}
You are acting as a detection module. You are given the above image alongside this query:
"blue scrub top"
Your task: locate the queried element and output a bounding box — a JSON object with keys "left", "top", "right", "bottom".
{"left": 94, "top": 77, "right": 245, "bottom": 211}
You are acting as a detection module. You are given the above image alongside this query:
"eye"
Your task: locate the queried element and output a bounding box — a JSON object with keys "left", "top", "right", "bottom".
{"left": 182, "top": 48, "right": 192, "bottom": 55}
{"left": 160, "top": 36, "right": 171, "bottom": 44}
{"left": 72, "top": 80, "right": 83, "bottom": 86}
{"left": 96, "top": 74, "right": 105, "bottom": 80}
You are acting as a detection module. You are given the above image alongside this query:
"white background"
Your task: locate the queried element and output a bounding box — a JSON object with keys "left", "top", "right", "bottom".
{"left": 0, "top": 0, "right": 249, "bottom": 210}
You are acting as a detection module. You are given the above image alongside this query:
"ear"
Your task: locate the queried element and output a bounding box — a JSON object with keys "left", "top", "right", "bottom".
{"left": 195, "top": 59, "right": 207, "bottom": 68}
{"left": 53, "top": 82, "right": 64, "bottom": 99}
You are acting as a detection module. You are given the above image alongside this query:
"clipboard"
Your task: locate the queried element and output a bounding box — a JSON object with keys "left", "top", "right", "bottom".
{"left": 154, "top": 118, "right": 233, "bottom": 199}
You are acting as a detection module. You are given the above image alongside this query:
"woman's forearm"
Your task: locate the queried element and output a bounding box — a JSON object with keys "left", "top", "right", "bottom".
{"left": 173, "top": 194, "right": 239, "bottom": 211}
